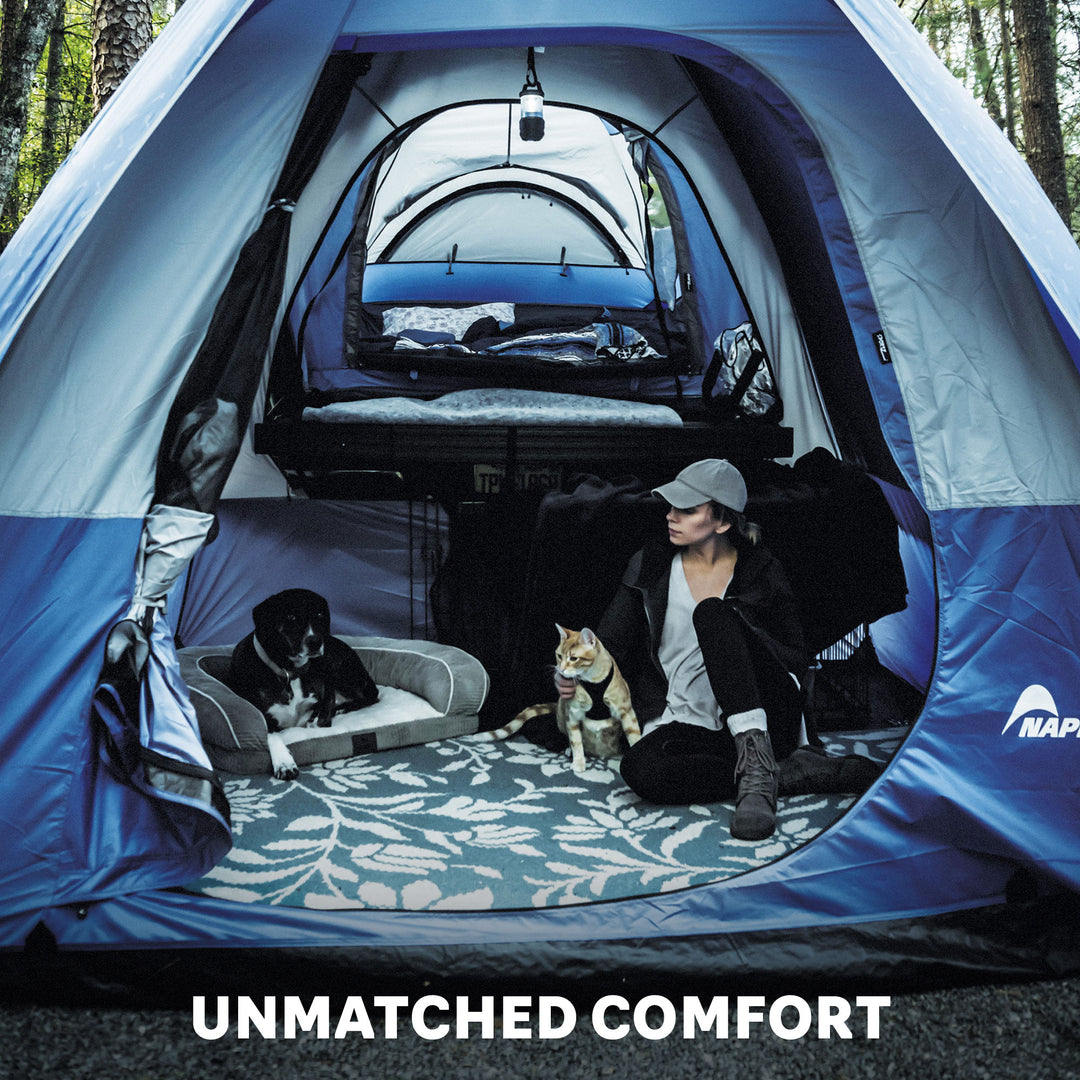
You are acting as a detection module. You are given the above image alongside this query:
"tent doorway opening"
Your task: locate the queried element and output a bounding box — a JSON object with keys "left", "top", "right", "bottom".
{"left": 172, "top": 464, "right": 923, "bottom": 913}
{"left": 161, "top": 56, "right": 931, "bottom": 916}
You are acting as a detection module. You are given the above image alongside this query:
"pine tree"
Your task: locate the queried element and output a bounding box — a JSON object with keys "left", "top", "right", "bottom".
{"left": 91, "top": 0, "right": 151, "bottom": 116}
{"left": 1012, "top": 0, "right": 1070, "bottom": 222}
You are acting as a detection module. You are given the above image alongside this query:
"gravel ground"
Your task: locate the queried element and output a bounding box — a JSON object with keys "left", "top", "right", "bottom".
{"left": 4, "top": 976, "right": 1080, "bottom": 1079}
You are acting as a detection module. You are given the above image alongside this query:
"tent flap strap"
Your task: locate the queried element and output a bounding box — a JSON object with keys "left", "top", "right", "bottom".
{"left": 92, "top": 631, "right": 232, "bottom": 833}
{"left": 141, "top": 748, "right": 232, "bottom": 828}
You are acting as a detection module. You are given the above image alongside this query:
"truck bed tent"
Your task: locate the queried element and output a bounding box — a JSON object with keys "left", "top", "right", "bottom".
{"left": 2, "top": 0, "right": 1080, "bottom": 994}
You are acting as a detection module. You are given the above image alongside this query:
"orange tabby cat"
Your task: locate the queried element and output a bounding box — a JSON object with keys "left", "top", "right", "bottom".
{"left": 477, "top": 625, "right": 642, "bottom": 772}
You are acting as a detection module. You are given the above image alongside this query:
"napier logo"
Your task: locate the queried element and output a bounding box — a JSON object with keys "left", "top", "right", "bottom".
{"left": 1002, "top": 685, "right": 1080, "bottom": 738}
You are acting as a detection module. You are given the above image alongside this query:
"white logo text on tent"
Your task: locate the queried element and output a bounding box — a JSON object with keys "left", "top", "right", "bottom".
{"left": 1002, "top": 685, "right": 1080, "bottom": 738}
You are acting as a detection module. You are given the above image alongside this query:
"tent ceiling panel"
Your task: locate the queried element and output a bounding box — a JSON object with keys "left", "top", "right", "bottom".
{"left": 384, "top": 191, "right": 621, "bottom": 266}
{"left": 363, "top": 104, "right": 647, "bottom": 251}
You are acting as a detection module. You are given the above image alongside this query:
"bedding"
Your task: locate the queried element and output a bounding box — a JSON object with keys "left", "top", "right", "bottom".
{"left": 301, "top": 387, "right": 684, "bottom": 426}
{"left": 389, "top": 320, "right": 662, "bottom": 365}
{"left": 381, "top": 301, "right": 515, "bottom": 339}
{"left": 179, "top": 636, "right": 489, "bottom": 774}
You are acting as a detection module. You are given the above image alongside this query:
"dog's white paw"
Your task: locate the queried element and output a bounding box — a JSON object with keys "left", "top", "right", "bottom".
{"left": 268, "top": 732, "right": 299, "bottom": 781}
{"left": 273, "top": 759, "right": 299, "bottom": 781}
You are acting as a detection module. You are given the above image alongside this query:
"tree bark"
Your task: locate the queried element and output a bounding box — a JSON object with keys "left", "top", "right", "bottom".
{"left": 37, "top": 2, "right": 65, "bottom": 191}
{"left": 91, "top": 0, "right": 152, "bottom": 116}
{"left": 2, "top": 0, "right": 23, "bottom": 70}
{"left": 999, "top": 0, "right": 1017, "bottom": 144}
{"left": 1012, "top": 0, "right": 1070, "bottom": 222}
{"left": 967, "top": 0, "right": 1004, "bottom": 129}
{"left": 0, "top": 0, "right": 65, "bottom": 239}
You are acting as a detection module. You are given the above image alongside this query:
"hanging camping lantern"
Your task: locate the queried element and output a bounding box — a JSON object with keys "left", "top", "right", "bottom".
{"left": 519, "top": 46, "right": 545, "bottom": 141}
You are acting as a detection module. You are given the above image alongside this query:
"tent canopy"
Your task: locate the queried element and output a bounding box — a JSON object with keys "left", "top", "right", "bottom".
{"left": 1, "top": 0, "right": 1079, "bottom": 986}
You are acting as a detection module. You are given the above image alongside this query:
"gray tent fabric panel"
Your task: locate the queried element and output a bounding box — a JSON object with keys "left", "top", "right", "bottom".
{"left": 0, "top": 3, "right": 347, "bottom": 518}
{"left": 155, "top": 52, "right": 370, "bottom": 515}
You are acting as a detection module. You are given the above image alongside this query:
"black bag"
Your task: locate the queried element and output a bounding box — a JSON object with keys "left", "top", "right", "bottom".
{"left": 702, "top": 321, "right": 783, "bottom": 422}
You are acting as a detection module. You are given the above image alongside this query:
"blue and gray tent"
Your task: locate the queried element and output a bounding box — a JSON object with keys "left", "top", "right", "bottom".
{"left": 1, "top": 0, "right": 1078, "bottom": 994}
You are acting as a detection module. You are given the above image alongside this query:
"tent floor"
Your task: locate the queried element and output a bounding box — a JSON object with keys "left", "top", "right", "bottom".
{"left": 184, "top": 725, "right": 906, "bottom": 912}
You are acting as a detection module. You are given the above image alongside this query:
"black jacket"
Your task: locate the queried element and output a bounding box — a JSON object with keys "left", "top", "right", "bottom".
{"left": 597, "top": 540, "right": 808, "bottom": 724}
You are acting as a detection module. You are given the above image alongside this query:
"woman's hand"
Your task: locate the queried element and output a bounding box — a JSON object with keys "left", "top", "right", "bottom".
{"left": 554, "top": 673, "right": 577, "bottom": 699}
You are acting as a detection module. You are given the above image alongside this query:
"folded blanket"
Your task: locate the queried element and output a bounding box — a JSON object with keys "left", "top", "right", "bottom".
{"left": 486, "top": 322, "right": 660, "bottom": 363}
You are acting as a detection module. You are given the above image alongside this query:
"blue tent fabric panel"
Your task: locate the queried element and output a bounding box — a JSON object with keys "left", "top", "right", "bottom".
{"left": 358, "top": 262, "right": 657, "bottom": 308}
{"left": 171, "top": 499, "right": 446, "bottom": 647}
{"left": 0, "top": 516, "right": 139, "bottom": 915}
{"left": 0, "top": 517, "right": 229, "bottom": 915}
{"left": 289, "top": 163, "right": 373, "bottom": 377}
{"left": 646, "top": 140, "right": 749, "bottom": 349}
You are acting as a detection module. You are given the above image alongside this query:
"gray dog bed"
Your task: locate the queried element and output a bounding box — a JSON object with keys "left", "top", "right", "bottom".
{"left": 179, "top": 636, "right": 489, "bottom": 774}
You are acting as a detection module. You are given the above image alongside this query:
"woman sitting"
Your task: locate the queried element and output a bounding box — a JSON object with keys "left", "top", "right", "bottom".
{"left": 558, "top": 458, "right": 878, "bottom": 840}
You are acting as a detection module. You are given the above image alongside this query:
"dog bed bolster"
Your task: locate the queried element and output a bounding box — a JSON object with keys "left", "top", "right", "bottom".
{"left": 178, "top": 636, "right": 489, "bottom": 775}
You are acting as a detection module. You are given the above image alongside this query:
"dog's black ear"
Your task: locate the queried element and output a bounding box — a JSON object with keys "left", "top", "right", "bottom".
{"left": 252, "top": 592, "right": 282, "bottom": 627}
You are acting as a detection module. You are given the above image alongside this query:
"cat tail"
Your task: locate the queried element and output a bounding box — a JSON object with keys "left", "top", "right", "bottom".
{"left": 471, "top": 702, "right": 556, "bottom": 741}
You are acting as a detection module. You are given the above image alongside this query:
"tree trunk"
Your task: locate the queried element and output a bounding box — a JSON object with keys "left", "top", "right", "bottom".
{"left": 37, "top": 2, "right": 65, "bottom": 192}
{"left": 0, "top": 0, "right": 65, "bottom": 241}
{"left": 1, "top": 0, "right": 25, "bottom": 229}
{"left": 1012, "top": 0, "right": 1070, "bottom": 223}
{"left": 91, "top": 0, "right": 152, "bottom": 116}
{"left": 967, "top": 1, "right": 1004, "bottom": 130}
{"left": 999, "top": 0, "right": 1017, "bottom": 144}
{"left": 2, "top": 0, "right": 23, "bottom": 70}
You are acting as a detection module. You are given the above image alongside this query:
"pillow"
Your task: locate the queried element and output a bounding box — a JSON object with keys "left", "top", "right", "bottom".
{"left": 381, "top": 303, "right": 515, "bottom": 340}
{"left": 179, "top": 636, "right": 489, "bottom": 775}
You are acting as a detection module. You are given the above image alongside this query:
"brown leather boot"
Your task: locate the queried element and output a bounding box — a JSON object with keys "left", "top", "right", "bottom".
{"left": 731, "top": 728, "right": 778, "bottom": 840}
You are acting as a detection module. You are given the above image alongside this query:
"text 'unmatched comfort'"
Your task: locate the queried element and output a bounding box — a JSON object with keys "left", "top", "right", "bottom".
{"left": 192, "top": 994, "right": 891, "bottom": 1042}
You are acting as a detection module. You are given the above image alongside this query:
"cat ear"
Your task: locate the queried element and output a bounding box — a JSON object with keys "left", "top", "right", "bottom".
{"left": 556, "top": 623, "right": 569, "bottom": 640}
{"left": 580, "top": 627, "right": 596, "bottom": 646}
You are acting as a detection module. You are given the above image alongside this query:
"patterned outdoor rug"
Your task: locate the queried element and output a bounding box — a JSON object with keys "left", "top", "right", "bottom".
{"left": 187, "top": 728, "right": 905, "bottom": 911}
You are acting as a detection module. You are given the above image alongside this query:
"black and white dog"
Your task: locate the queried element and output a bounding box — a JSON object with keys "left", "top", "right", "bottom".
{"left": 228, "top": 588, "right": 379, "bottom": 779}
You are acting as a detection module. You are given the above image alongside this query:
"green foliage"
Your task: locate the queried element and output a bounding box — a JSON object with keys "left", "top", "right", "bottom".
{"left": 3, "top": 2, "right": 90, "bottom": 235}
{"left": 645, "top": 172, "right": 670, "bottom": 228}
{"left": 1, "top": 0, "right": 176, "bottom": 237}
{"left": 2, "top": 2, "right": 1079, "bottom": 241}
{"left": 900, "top": 0, "right": 1080, "bottom": 240}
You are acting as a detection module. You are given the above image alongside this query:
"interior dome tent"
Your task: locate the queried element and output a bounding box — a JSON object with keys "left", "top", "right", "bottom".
{"left": 2, "top": 0, "right": 1080, "bottom": 996}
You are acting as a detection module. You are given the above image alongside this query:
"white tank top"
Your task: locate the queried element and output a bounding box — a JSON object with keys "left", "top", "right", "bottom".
{"left": 649, "top": 553, "right": 726, "bottom": 734}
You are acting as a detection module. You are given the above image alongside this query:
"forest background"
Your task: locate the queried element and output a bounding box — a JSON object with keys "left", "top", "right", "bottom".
{"left": 0, "top": 0, "right": 1076, "bottom": 250}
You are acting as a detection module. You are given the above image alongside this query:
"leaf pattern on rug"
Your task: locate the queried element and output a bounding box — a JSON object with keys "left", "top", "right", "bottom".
{"left": 188, "top": 730, "right": 904, "bottom": 911}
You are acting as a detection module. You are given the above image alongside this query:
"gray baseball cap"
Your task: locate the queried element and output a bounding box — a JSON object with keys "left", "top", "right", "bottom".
{"left": 652, "top": 458, "right": 747, "bottom": 512}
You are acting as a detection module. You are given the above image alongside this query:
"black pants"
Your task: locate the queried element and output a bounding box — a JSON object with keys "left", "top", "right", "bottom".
{"left": 619, "top": 597, "right": 802, "bottom": 804}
